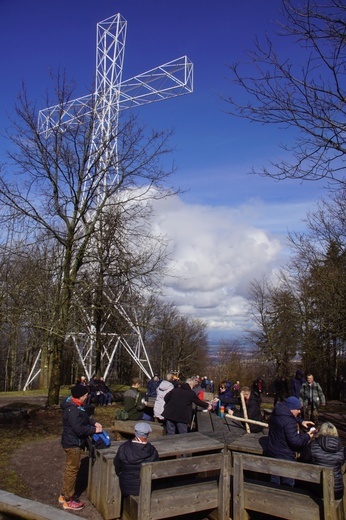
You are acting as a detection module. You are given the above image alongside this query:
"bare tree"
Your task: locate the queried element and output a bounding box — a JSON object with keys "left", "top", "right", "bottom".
{"left": 247, "top": 276, "right": 300, "bottom": 376}
{"left": 0, "top": 80, "right": 176, "bottom": 404}
{"left": 226, "top": 0, "right": 346, "bottom": 185}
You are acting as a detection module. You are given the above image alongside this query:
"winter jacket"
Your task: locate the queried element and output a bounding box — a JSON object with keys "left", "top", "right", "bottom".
{"left": 217, "top": 387, "right": 239, "bottom": 409}
{"left": 60, "top": 397, "right": 96, "bottom": 449}
{"left": 290, "top": 370, "right": 306, "bottom": 398}
{"left": 299, "top": 381, "right": 325, "bottom": 409}
{"left": 266, "top": 401, "right": 310, "bottom": 461}
{"left": 146, "top": 378, "right": 161, "bottom": 398}
{"left": 113, "top": 439, "right": 159, "bottom": 496}
{"left": 123, "top": 387, "right": 146, "bottom": 421}
{"left": 301, "top": 435, "right": 346, "bottom": 499}
{"left": 153, "top": 379, "right": 174, "bottom": 419}
{"left": 163, "top": 383, "right": 209, "bottom": 424}
{"left": 233, "top": 393, "right": 263, "bottom": 433}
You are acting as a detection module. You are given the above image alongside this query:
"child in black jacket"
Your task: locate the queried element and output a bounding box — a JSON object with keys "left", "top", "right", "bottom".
{"left": 59, "top": 384, "right": 102, "bottom": 511}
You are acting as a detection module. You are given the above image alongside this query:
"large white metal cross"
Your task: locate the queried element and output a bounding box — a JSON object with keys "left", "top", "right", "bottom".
{"left": 35, "top": 13, "right": 193, "bottom": 383}
{"left": 39, "top": 13, "right": 193, "bottom": 193}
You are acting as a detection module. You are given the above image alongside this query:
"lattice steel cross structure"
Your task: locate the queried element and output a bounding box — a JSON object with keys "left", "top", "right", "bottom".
{"left": 34, "top": 13, "right": 193, "bottom": 383}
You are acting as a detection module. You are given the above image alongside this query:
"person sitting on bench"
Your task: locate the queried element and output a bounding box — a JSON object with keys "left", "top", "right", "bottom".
{"left": 113, "top": 422, "right": 159, "bottom": 497}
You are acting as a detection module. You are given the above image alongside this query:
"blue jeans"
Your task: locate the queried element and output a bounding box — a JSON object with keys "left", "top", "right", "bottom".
{"left": 141, "top": 412, "right": 153, "bottom": 421}
{"left": 166, "top": 420, "right": 188, "bottom": 435}
{"left": 270, "top": 474, "right": 294, "bottom": 487}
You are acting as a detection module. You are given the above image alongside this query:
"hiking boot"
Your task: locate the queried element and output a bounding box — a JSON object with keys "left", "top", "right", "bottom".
{"left": 63, "top": 499, "right": 84, "bottom": 511}
{"left": 58, "top": 494, "right": 65, "bottom": 504}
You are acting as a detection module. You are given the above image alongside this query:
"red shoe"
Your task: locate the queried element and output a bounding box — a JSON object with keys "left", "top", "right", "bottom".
{"left": 63, "top": 499, "right": 84, "bottom": 511}
{"left": 58, "top": 494, "right": 65, "bottom": 504}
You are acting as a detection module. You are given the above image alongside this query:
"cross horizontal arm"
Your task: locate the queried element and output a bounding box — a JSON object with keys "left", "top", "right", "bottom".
{"left": 38, "top": 56, "right": 193, "bottom": 136}
{"left": 118, "top": 56, "right": 193, "bottom": 109}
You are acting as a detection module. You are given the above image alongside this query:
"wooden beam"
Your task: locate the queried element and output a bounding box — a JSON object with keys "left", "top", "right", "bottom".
{"left": 240, "top": 391, "right": 251, "bottom": 432}
{"left": 225, "top": 414, "right": 268, "bottom": 428}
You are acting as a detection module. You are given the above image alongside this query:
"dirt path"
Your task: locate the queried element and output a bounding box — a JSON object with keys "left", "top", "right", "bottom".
{"left": 11, "top": 437, "right": 104, "bottom": 520}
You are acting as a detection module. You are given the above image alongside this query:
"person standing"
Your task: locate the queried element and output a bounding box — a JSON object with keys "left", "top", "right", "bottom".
{"left": 273, "top": 376, "right": 288, "bottom": 405}
{"left": 299, "top": 373, "right": 326, "bottom": 425}
{"left": 162, "top": 378, "right": 212, "bottom": 434}
{"left": 290, "top": 369, "right": 306, "bottom": 398}
{"left": 266, "top": 396, "right": 314, "bottom": 486}
{"left": 59, "top": 385, "right": 102, "bottom": 511}
{"left": 153, "top": 373, "right": 174, "bottom": 421}
{"left": 252, "top": 377, "right": 266, "bottom": 402}
{"left": 113, "top": 422, "right": 159, "bottom": 497}
{"left": 146, "top": 374, "right": 161, "bottom": 399}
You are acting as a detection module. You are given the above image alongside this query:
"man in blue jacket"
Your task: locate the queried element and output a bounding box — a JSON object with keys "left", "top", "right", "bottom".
{"left": 267, "top": 396, "right": 314, "bottom": 486}
{"left": 59, "top": 385, "right": 102, "bottom": 511}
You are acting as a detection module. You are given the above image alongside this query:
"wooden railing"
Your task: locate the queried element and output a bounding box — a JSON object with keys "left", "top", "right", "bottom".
{"left": 122, "top": 451, "right": 344, "bottom": 520}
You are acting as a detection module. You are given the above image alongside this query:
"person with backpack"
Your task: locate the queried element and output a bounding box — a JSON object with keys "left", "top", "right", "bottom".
{"left": 59, "top": 384, "right": 102, "bottom": 511}
{"left": 123, "top": 377, "right": 151, "bottom": 421}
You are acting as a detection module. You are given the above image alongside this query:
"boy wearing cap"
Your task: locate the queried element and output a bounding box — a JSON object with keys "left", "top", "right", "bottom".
{"left": 113, "top": 422, "right": 159, "bottom": 497}
{"left": 267, "top": 396, "right": 315, "bottom": 486}
{"left": 59, "top": 384, "right": 102, "bottom": 511}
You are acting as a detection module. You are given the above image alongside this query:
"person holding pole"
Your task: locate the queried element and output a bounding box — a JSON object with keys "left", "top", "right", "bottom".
{"left": 227, "top": 386, "right": 263, "bottom": 433}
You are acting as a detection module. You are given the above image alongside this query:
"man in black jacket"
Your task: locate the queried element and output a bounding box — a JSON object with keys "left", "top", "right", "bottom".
{"left": 113, "top": 422, "right": 159, "bottom": 496}
{"left": 267, "top": 396, "right": 314, "bottom": 486}
{"left": 60, "top": 385, "right": 102, "bottom": 511}
{"left": 162, "top": 378, "right": 212, "bottom": 434}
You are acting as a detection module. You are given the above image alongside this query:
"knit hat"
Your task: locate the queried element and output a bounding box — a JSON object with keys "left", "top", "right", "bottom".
{"left": 71, "top": 385, "right": 88, "bottom": 399}
{"left": 134, "top": 422, "right": 152, "bottom": 438}
{"left": 285, "top": 396, "right": 302, "bottom": 410}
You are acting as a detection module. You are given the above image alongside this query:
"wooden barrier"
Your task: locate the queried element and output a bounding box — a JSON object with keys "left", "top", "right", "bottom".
{"left": 232, "top": 452, "right": 344, "bottom": 520}
{"left": 0, "top": 490, "right": 81, "bottom": 520}
{"left": 111, "top": 420, "right": 165, "bottom": 440}
{"left": 122, "top": 451, "right": 231, "bottom": 520}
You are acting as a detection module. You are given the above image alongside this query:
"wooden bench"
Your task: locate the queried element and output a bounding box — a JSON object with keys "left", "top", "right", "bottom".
{"left": 0, "top": 490, "right": 81, "bottom": 520}
{"left": 122, "top": 451, "right": 231, "bottom": 520}
{"left": 233, "top": 452, "right": 344, "bottom": 520}
{"left": 111, "top": 420, "right": 165, "bottom": 440}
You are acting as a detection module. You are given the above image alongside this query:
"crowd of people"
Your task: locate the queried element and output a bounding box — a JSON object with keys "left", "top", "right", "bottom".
{"left": 75, "top": 374, "right": 113, "bottom": 407}
{"left": 59, "top": 369, "right": 345, "bottom": 511}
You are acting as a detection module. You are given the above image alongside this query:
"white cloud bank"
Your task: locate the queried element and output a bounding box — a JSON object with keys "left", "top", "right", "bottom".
{"left": 151, "top": 195, "right": 295, "bottom": 338}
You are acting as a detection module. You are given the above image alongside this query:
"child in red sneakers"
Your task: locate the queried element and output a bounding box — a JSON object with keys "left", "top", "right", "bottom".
{"left": 59, "top": 384, "right": 102, "bottom": 510}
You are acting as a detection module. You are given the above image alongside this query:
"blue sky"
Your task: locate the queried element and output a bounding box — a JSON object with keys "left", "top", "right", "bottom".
{"left": 0, "top": 1, "right": 327, "bottom": 340}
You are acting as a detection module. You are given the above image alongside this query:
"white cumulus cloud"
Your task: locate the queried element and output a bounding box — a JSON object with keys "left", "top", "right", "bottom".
{"left": 151, "top": 195, "right": 286, "bottom": 337}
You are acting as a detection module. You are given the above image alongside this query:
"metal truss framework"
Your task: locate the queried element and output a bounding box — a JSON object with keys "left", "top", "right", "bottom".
{"left": 32, "top": 13, "right": 193, "bottom": 384}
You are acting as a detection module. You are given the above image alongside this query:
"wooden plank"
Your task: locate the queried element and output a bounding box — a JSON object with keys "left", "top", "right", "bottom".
{"left": 233, "top": 452, "right": 248, "bottom": 520}
{"left": 148, "top": 482, "right": 219, "bottom": 519}
{"left": 148, "top": 453, "right": 224, "bottom": 479}
{"left": 150, "top": 432, "right": 224, "bottom": 458}
{"left": 218, "top": 451, "right": 231, "bottom": 520}
{"left": 111, "top": 420, "right": 165, "bottom": 438}
{"left": 236, "top": 453, "right": 330, "bottom": 483}
{"left": 244, "top": 482, "right": 321, "bottom": 519}
{"left": 196, "top": 408, "right": 215, "bottom": 433}
{"left": 138, "top": 463, "right": 152, "bottom": 520}
{"left": 228, "top": 432, "right": 266, "bottom": 455}
{"left": 322, "top": 467, "right": 336, "bottom": 520}
{"left": 0, "top": 490, "right": 81, "bottom": 520}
